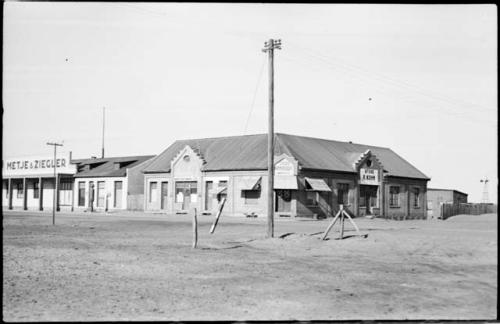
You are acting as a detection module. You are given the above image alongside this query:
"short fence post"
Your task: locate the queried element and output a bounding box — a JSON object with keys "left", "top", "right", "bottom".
{"left": 192, "top": 208, "right": 198, "bottom": 249}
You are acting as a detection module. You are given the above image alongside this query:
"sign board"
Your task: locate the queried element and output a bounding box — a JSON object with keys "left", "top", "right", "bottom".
{"left": 2, "top": 153, "right": 77, "bottom": 177}
{"left": 359, "top": 168, "right": 379, "bottom": 185}
{"left": 275, "top": 158, "right": 295, "bottom": 176}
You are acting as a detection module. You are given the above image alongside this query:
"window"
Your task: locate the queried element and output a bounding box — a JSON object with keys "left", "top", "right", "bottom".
{"left": 389, "top": 186, "right": 400, "bottom": 207}
{"left": 217, "top": 180, "right": 228, "bottom": 202}
{"left": 97, "top": 181, "right": 105, "bottom": 207}
{"left": 149, "top": 182, "right": 158, "bottom": 203}
{"left": 78, "top": 182, "right": 85, "bottom": 207}
{"left": 413, "top": 187, "right": 420, "bottom": 208}
{"left": 17, "top": 182, "right": 23, "bottom": 199}
{"left": 243, "top": 190, "right": 260, "bottom": 205}
{"left": 59, "top": 179, "right": 73, "bottom": 191}
{"left": 337, "top": 183, "right": 349, "bottom": 205}
{"left": 175, "top": 181, "right": 197, "bottom": 203}
{"left": 34, "top": 181, "right": 40, "bottom": 199}
{"left": 306, "top": 191, "right": 318, "bottom": 206}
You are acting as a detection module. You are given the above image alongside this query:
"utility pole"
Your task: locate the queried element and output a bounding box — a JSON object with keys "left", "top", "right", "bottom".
{"left": 480, "top": 177, "right": 489, "bottom": 203}
{"left": 102, "top": 107, "right": 105, "bottom": 159}
{"left": 262, "top": 38, "right": 281, "bottom": 238}
{"left": 47, "top": 142, "right": 63, "bottom": 225}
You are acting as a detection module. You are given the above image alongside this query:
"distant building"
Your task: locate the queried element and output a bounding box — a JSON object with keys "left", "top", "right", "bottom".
{"left": 72, "top": 155, "right": 155, "bottom": 212}
{"left": 2, "top": 154, "right": 154, "bottom": 212}
{"left": 2, "top": 153, "right": 77, "bottom": 211}
{"left": 142, "top": 133, "right": 430, "bottom": 219}
{"left": 427, "top": 188, "right": 468, "bottom": 219}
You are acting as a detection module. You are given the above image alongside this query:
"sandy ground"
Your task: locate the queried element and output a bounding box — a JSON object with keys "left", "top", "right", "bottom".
{"left": 2, "top": 210, "right": 497, "bottom": 321}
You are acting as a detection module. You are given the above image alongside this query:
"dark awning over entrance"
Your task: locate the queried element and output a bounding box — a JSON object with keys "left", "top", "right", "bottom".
{"left": 304, "top": 177, "right": 332, "bottom": 192}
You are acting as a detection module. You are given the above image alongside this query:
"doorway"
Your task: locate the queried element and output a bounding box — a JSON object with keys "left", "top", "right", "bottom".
{"left": 175, "top": 181, "right": 198, "bottom": 211}
{"left": 205, "top": 181, "right": 213, "bottom": 210}
{"left": 161, "top": 182, "right": 168, "bottom": 210}
{"left": 275, "top": 189, "right": 292, "bottom": 212}
{"left": 360, "top": 185, "right": 378, "bottom": 214}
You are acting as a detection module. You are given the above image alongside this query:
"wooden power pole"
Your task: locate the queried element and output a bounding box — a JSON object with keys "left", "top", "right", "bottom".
{"left": 47, "top": 142, "right": 63, "bottom": 225}
{"left": 102, "top": 107, "right": 105, "bottom": 159}
{"left": 262, "top": 38, "right": 281, "bottom": 238}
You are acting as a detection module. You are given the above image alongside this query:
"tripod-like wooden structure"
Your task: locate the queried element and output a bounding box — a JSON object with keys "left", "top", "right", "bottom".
{"left": 322, "top": 204, "right": 366, "bottom": 240}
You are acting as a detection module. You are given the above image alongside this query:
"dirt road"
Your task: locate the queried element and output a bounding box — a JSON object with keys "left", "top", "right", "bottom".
{"left": 2, "top": 211, "right": 497, "bottom": 321}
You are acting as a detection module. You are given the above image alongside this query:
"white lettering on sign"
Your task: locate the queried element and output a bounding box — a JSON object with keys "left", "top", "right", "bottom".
{"left": 2, "top": 153, "right": 77, "bottom": 177}
{"left": 275, "top": 159, "right": 295, "bottom": 176}
{"left": 360, "top": 168, "right": 379, "bottom": 185}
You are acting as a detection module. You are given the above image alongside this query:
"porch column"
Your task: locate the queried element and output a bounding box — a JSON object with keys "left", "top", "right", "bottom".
{"left": 23, "top": 177, "right": 27, "bottom": 210}
{"left": 55, "top": 174, "right": 60, "bottom": 212}
{"left": 39, "top": 177, "right": 43, "bottom": 211}
{"left": 8, "top": 178, "right": 13, "bottom": 210}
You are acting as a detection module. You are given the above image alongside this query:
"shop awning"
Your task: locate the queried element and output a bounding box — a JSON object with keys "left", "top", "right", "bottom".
{"left": 240, "top": 176, "right": 262, "bottom": 191}
{"left": 304, "top": 177, "right": 332, "bottom": 192}
{"left": 274, "top": 176, "right": 298, "bottom": 190}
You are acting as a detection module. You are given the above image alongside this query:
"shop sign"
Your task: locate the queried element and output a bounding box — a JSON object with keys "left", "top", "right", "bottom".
{"left": 2, "top": 153, "right": 76, "bottom": 176}
{"left": 360, "top": 168, "right": 379, "bottom": 185}
{"left": 275, "top": 158, "right": 295, "bottom": 176}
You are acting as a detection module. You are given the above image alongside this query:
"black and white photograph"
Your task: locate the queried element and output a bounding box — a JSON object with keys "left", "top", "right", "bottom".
{"left": 2, "top": 2, "right": 497, "bottom": 321}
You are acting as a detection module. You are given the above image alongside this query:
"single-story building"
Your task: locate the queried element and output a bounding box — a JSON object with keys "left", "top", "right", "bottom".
{"left": 2, "top": 153, "right": 77, "bottom": 211}
{"left": 426, "top": 188, "right": 468, "bottom": 219}
{"left": 142, "top": 133, "right": 430, "bottom": 219}
{"left": 71, "top": 155, "right": 155, "bottom": 212}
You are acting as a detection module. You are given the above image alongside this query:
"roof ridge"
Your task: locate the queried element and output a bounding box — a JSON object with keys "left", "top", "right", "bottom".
{"left": 276, "top": 133, "right": 391, "bottom": 150}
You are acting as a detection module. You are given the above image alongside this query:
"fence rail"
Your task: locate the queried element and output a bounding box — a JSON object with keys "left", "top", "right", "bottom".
{"left": 440, "top": 203, "right": 497, "bottom": 220}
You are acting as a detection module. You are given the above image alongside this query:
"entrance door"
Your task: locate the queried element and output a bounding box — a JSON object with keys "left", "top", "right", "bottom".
{"left": 205, "top": 181, "right": 213, "bottom": 210}
{"left": 360, "top": 185, "right": 378, "bottom": 215}
{"left": 114, "top": 181, "right": 123, "bottom": 208}
{"left": 276, "top": 189, "right": 292, "bottom": 212}
{"left": 161, "top": 182, "right": 168, "bottom": 210}
{"left": 175, "top": 181, "right": 197, "bottom": 211}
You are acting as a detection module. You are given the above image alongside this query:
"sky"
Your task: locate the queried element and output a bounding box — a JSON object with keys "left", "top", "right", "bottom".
{"left": 3, "top": 3, "right": 497, "bottom": 203}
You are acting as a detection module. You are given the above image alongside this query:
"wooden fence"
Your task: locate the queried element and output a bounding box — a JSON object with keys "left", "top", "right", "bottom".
{"left": 440, "top": 203, "right": 497, "bottom": 220}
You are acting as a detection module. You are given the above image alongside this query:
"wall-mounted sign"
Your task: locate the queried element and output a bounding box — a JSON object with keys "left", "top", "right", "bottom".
{"left": 275, "top": 158, "right": 295, "bottom": 176}
{"left": 360, "top": 168, "right": 379, "bottom": 185}
{"left": 2, "top": 153, "right": 77, "bottom": 177}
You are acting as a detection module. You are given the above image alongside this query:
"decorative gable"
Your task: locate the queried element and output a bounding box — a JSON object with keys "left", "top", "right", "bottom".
{"left": 352, "top": 149, "right": 384, "bottom": 171}
{"left": 274, "top": 154, "right": 299, "bottom": 176}
{"left": 171, "top": 145, "right": 205, "bottom": 179}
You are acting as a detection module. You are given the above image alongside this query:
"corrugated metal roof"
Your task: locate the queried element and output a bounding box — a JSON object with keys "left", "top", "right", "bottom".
{"left": 74, "top": 155, "right": 155, "bottom": 178}
{"left": 143, "top": 133, "right": 429, "bottom": 180}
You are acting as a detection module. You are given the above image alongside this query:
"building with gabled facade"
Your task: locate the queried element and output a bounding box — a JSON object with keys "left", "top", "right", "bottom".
{"left": 142, "top": 133, "right": 430, "bottom": 219}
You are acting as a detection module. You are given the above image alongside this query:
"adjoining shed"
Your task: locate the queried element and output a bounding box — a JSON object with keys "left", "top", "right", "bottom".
{"left": 142, "top": 133, "right": 430, "bottom": 219}
{"left": 427, "top": 188, "right": 468, "bottom": 219}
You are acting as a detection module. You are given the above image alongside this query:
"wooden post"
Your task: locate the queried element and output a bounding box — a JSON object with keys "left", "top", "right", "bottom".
{"left": 321, "top": 209, "right": 342, "bottom": 240}
{"left": 210, "top": 197, "right": 226, "bottom": 234}
{"left": 8, "top": 178, "right": 13, "bottom": 210}
{"left": 22, "top": 177, "right": 27, "bottom": 210}
{"left": 262, "top": 39, "right": 281, "bottom": 239}
{"left": 343, "top": 210, "right": 362, "bottom": 236}
{"left": 339, "top": 204, "right": 345, "bottom": 239}
{"left": 192, "top": 208, "right": 198, "bottom": 249}
{"left": 39, "top": 177, "right": 43, "bottom": 211}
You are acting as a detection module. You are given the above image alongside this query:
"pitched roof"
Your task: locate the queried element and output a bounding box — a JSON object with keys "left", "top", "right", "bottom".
{"left": 428, "top": 188, "right": 468, "bottom": 196}
{"left": 142, "top": 133, "right": 429, "bottom": 180}
{"left": 73, "top": 155, "right": 155, "bottom": 178}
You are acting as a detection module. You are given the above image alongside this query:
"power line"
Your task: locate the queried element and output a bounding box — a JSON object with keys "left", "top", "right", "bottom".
{"left": 287, "top": 40, "right": 496, "bottom": 114}
{"left": 281, "top": 45, "right": 496, "bottom": 127}
{"left": 243, "top": 56, "right": 266, "bottom": 135}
